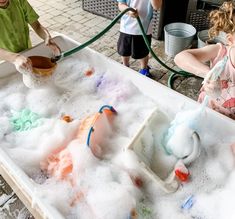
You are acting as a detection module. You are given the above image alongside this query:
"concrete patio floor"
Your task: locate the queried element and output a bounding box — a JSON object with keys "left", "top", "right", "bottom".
{"left": 0, "top": 0, "right": 203, "bottom": 218}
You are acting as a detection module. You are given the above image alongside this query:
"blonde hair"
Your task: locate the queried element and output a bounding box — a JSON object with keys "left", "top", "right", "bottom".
{"left": 208, "top": 1, "right": 235, "bottom": 39}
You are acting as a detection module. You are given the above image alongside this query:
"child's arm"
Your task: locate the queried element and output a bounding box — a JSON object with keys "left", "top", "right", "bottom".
{"left": 0, "top": 48, "right": 32, "bottom": 73}
{"left": 174, "top": 44, "right": 221, "bottom": 78}
{"left": 151, "top": 0, "right": 162, "bottom": 10}
{"left": 30, "top": 21, "right": 61, "bottom": 56}
{"left": 0, "top": 48, "right": 21, "bottom": 63}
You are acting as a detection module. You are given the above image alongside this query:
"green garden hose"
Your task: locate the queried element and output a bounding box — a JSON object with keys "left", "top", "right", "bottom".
{"left": 54, "top": 7, "right": 199, "bottom": 88}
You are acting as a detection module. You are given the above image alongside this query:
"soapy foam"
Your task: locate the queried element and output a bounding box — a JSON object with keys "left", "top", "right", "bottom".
{"left": 0, "top": 57, "right": 234, "bottom": 219}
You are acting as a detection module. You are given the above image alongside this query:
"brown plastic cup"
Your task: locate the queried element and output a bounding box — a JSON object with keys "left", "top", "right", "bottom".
{"left": 28, "top": 56, "right": 57, "bottom": 77}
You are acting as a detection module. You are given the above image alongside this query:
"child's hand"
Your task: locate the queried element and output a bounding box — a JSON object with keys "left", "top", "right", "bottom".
{"left": 13, "top": 55, "right": 33, "bottom": 74}
{"left": 128, "top": 8, "right": 138, "bottom": 18}
{"left": 45, "top": 38, "right": 61, "bottom": 57}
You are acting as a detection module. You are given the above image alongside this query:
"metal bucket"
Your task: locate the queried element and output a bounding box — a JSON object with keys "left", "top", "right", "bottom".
{"left": 197, "top": 30, "right": 226, "bottom": 48}
{"left": 164, "top": 22, "right": 196, "bottom": 57}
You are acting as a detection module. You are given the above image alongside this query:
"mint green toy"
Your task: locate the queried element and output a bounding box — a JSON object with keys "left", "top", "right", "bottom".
{"left": 10, "top": 109, "right": 42, "bottom": 131}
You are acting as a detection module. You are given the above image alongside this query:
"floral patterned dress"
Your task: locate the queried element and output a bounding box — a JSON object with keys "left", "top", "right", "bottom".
{"left": 198, "top": 43, "right": 235, "bottom": 120}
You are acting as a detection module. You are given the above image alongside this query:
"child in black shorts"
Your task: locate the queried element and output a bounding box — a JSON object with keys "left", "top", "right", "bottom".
{"left": 117, "top": 32, "right": 152, "bottom": 76}
{"left": 117, "top": 0, "right": 162, "bottom": 77}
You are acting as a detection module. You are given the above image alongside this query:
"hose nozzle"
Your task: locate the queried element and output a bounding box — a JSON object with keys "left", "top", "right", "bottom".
{"left": 51, "top": 55, "right": 61, "bottom": 63}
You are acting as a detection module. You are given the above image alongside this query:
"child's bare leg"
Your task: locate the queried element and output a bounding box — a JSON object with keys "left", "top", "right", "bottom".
{"left": 122, "top": 56, "right": 130, "bottom": 67}
{"left": 140, "top": 55, "right": 149, "bottom": 69}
